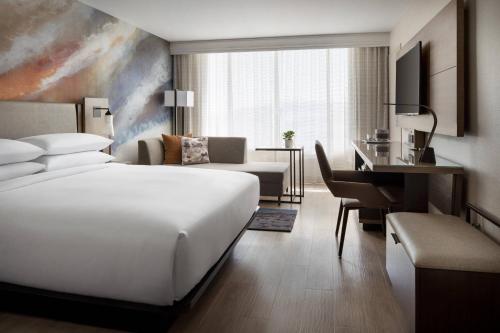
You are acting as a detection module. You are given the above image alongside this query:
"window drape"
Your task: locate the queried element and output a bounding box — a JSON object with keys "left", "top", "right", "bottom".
{"left": 175, "top": 47, "right": 388, "bottom": 183}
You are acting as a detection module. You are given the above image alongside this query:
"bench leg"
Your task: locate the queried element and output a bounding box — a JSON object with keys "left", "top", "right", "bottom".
{"left": 278, "top": 195, "right": 282, "bottom": 205}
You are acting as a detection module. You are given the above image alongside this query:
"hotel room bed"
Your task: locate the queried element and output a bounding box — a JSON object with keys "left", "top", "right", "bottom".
{"left": 0, "top": 163, "right": 260, "bottom": 306}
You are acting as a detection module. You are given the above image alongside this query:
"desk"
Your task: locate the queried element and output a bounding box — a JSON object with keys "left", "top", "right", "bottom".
{"left": 255, "top": 146, "right": 304, "bottom": 204}
{"left": 352, "top": 140, "right": 464, "bottom": 216}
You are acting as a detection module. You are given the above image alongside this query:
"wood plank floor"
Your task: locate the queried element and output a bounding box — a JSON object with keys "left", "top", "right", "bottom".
{"left": 0, "top": 185, "right": 406, "bottom": 332}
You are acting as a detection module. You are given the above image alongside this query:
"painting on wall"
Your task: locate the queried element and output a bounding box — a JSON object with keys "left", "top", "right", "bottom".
{"left": 0, "top": 0, "right": 172, "bottom": 161}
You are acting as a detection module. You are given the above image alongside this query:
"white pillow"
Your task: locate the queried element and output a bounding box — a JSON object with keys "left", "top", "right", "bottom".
{"left": 34, "top": 151, "right": 114, "bottom": 171}
{"left": 20, "top": 133, "right": 112, "bottom": 155}
{"left": 0, "top": 162, "right": 45, "bottom": 181}
{"left": 0, "top": 139, "right": 46, "bottom": 165}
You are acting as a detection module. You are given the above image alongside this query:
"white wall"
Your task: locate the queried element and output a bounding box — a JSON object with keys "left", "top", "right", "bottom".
{"left": 389, "top": 0, "right": 500, "bottom": 239}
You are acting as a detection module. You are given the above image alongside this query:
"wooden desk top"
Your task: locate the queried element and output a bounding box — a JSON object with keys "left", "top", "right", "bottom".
{"left": 352, "top": 140, "right": 464, "bottom": 174}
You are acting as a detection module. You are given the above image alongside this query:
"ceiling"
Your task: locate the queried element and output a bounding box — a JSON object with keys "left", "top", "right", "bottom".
{"left": 79, "top": 0, "right": 411, "bottom": 42}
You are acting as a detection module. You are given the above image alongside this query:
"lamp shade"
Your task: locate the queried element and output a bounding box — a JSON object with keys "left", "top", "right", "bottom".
{"left": 104, "top": 112, "right": 114, "bottom": 138}
{"left": 164, "top": 90, "right": 194, "bottom": 107}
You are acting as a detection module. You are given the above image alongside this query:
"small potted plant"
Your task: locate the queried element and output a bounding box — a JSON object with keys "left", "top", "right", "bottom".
{"left": 282, "top": 130, "right": 295, "bottom": 148}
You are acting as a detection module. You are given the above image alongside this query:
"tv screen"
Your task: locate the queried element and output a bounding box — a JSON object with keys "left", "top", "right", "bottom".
{"left": 396, "top": 42, "right": 423, "bottom": 115}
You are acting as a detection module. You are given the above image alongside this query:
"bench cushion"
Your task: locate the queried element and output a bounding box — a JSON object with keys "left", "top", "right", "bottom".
{"left": 387, "top": 212, "right": 500, "bottom": 273}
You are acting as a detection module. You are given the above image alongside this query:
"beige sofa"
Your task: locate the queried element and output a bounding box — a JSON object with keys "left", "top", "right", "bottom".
{"left": 138, "top": 137, "right": 289, "bottom": 203}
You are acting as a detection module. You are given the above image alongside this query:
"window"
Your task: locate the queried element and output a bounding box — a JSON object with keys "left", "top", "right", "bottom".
{"left": 176, "top": 47, "right": 388, "bottom": 182}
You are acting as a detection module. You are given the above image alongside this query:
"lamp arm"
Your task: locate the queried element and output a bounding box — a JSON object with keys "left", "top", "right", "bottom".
{"left": 384, "top": 102, "right": 438, "bottom": 163}
{"left": 418, "top": 105, "right": 437, "bottom": 162}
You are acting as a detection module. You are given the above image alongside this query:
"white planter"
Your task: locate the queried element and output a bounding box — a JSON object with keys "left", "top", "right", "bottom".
{"left": 284, "top": 139, "right": 294, "bottom": 148}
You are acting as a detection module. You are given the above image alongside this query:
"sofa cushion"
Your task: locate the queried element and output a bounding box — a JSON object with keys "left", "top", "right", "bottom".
{"left": 162, "top": 134, "right": 192, "bottom": 164}
{"left": 184, "top": 162, "right": 289, "bottom": 197}
{"left": 207, "top": 137, "right": 247, "bottom": 163}
{"left": 140, "top": 136, "right": 246, "bottom": 165}
{"left": 184, "top": 161, "right": 288, "bottom": 174}
{"left": 181, "top": 137, "right": 210, "bottom": 165}
{"left": 185, "top": 161, "right": 288, "bottom": 182}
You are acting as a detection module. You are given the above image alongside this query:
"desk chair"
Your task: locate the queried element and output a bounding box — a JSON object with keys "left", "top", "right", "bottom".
{"left": 315, "top": 140, "right": 398, "bottom": 257}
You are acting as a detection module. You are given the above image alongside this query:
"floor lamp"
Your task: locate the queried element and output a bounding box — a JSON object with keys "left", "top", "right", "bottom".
{"left": 164, "top": 90, "right": 194, "bottom": 135}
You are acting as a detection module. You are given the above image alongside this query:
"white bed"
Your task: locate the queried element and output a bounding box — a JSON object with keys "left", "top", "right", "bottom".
{"left": 0, "top": 163, "right": 259, "bottom": 306}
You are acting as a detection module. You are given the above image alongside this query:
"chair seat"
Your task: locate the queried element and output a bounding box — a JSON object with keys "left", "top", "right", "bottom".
{"left": 341, "top": 198, "right": 364, "bottom": 208}
{"left": 377, "top": 185, "right": 404, "bottom": 205}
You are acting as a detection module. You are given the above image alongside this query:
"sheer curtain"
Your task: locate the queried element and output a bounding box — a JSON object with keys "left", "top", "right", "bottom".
{"left": 175, "top": 47, "right": 388, "bottom": 183}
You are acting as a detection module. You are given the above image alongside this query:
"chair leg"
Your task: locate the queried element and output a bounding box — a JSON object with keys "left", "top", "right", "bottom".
{"left": 335, "top": 201, "right": 344, "bottom": 236}
{"left": 338, "top": 208, "right": 350, "bottom": 258}
{"left": 379, "top": 209, "right": 386, "bottom": 235}
{"left": 385, "top": 207, "right": 392, "bottom": 233}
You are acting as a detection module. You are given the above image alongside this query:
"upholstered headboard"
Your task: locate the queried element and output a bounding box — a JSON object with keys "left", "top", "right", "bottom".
{"left": 0, "top": 101, "right": 78, "bottom": 139}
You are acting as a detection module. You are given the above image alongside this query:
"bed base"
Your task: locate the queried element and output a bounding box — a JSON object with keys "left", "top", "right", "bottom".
{"left": 0, "top": 211, "right": 257, "bottom": 332}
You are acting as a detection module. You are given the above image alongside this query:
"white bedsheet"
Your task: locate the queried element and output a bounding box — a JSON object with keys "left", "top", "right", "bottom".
{"left": 0, "top": 164, "right": 259, "bottom": 306}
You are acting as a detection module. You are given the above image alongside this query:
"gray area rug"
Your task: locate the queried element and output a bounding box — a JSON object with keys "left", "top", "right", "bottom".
{"left": 248, "top": 208, "right": 297, "bottom": 232}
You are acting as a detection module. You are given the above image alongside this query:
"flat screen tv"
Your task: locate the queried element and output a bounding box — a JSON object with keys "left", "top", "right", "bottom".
{"left": 396, "top": 41, "right": 423, "bottom": 115}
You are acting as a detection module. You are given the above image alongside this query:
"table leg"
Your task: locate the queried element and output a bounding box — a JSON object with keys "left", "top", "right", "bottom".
{"left": 293, "top": 150, "right": 296, "bottom": 200}
{"left": 302, "top": 149, "right": 305, "bottom": 198}
{"left": 289, "top": 150, "right": 293, "bottom": 203}
{"left": 451, "top": 174, "right": 464, "bottom": 216}
{"left": 299, "top": 148, "right": 302, "bottom": 203}
{"left": 404, "top": 173, "right": 429, "bottom": 212}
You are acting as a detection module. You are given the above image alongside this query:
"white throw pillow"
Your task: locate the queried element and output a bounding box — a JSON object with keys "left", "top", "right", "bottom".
{"left": 19, "top": 133, "right": 112, "bottom": 155}
{"left": 0, "top": 162, "right": 45, "bottom": 181}
{"left": 35, "top": 151, "right": 114, "bottom": 171}
{"left": 0, "top": 139, "right": 46, "bottom": 165}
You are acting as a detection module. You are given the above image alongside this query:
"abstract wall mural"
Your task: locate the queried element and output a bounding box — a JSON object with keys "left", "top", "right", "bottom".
{"left": 0, "top": 0, "right": 173, "bottom": 161}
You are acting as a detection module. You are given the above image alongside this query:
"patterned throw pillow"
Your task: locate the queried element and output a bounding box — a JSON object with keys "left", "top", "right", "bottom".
{"left": 181, "top": 137, "right": 210, "bottom": 165}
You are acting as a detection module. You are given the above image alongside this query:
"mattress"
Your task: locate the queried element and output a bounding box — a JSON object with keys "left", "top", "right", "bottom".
{"left": 0, "top": 163, "right": 259, "bottom": 306}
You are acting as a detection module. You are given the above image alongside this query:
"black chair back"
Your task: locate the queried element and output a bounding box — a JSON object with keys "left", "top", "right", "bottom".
{"left": 315, "top": 140, "right": 333, "bottom": 181}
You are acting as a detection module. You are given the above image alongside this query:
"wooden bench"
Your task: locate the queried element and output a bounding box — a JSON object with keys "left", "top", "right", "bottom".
{"left": 386, "top": 210, "right": 500, "bottom": 333}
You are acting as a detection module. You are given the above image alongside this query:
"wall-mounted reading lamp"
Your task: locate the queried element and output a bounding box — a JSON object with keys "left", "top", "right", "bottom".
{"left": 385, "top": 103, "right": 437, "bottom": 164}
{"left": 92, "top": 107, "right": 114, "bottom": 139}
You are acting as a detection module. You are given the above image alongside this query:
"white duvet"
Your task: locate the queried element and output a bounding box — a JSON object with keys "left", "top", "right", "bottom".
{"left": 0, "top": 164, "right": 259, "bottom": 306}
